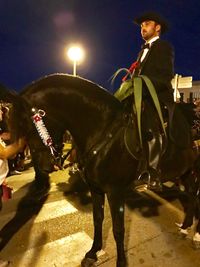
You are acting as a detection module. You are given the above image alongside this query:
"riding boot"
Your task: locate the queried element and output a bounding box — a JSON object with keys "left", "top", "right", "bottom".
{"left": 134, "top": 130, "right": 163, "bottom": 192}
{"left": 132, "top": 100, "right": 164, "bottom": 192}
{"left": 146, "top": 130, "right": 163, "bottom": 191}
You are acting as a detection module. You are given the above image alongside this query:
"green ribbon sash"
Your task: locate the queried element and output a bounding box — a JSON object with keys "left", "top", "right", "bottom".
{"left": 114, "top": 75, "right": 166, "bottom": 146}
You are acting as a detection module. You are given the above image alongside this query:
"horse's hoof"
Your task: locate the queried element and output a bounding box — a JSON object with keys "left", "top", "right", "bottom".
{"left": 81, "top": 257, "right": 96, "bottom": 267}
{"left": 175, "top": 223, "right": 190, "bottom": 239}
{"left": 175, "top": 222, "right": 182, "bottom": 228}
{"left": 177, "top": 229, "right": 188, "bottom": 239}
{"left": 29, "top": 184, "right": 50, "bottom": 199}
{"left": 193, "top": 240, "right": 200, "bottom": 249}
{"left": 24, "top": 187, "right": 49, "bottom": 204}
{"left": 0, "top": 258, "right": 10, "bottom": 267}
{"left": 192, "top": 233, "right": 200, "bottom": 249}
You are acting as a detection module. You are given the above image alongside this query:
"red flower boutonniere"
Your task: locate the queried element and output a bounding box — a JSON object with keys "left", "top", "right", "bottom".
{"left": 122, "top": 61, "right": 139, "bottom": 82}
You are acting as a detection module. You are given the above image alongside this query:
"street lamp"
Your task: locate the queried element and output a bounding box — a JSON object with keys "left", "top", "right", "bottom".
{"left": 67, "top": 45, "right": 85, "bottom": 76}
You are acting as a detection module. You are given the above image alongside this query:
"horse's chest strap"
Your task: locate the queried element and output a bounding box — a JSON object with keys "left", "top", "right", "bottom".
{"left": 82, "top": 119, "right": 123, "bottom": 166}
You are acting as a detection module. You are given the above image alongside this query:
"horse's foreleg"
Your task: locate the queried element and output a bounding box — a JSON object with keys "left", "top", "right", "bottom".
{"left": 179, "top": 193, "right": 195, "bottom": 237}
{"left": 28, "top": 150, "right": 53, "bottom": 200}
{"left": 181, "top": 199, "right": 194, "bottom": 230}
{"left": 179, "top": 170, "right": 197, "bottom": 237}
{"left": 193, "top": 222, "right": 200, "bottom": 249}
{"left": 107, "top": 190, "right": 127, "bottom": 267}
{"left": 181, "top": 170, "right": 200, "bottom": 248}
{"left": 82, "top": 191, "right": 105, "bottom": 266}
{"left": 192, "top": 196, "right": 200, "bottom": 248}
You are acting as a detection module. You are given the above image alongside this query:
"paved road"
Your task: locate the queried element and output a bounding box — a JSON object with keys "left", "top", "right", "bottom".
{"left": 0, "top": 163, "right": 199, "bottom": 267}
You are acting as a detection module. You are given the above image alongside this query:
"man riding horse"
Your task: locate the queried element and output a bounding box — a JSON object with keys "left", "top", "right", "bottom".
{"left": 121, "top": 12, "right": 191, "bottom": 191}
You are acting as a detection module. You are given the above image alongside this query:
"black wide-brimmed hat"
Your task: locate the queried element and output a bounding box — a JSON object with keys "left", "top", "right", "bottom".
{"left": 134, "top": 11, "right": 169, "bottom": 34}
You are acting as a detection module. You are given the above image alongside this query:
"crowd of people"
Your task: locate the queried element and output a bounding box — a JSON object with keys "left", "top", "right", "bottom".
{"left": 0, "top": 102, "right": 27, "bottom": 266}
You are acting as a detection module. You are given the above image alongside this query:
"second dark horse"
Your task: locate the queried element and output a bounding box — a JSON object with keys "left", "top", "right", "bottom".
{"left": 7, "top": 74, "right": 200, "bottom": 267}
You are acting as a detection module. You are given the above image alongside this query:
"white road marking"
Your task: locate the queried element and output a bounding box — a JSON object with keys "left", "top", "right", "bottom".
{"left": 0, "top": 199, "right": 77, "bottom": 228}
{"left": 34, "top": 199, "right": 77, "bottom": 223}
{"left": 11, "top": 232, "right": 105, "bottom": 267}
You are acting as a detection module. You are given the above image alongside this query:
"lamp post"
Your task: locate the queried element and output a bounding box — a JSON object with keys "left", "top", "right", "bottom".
{"left": 67, "top": 45, "right": 84, "bottom": 76}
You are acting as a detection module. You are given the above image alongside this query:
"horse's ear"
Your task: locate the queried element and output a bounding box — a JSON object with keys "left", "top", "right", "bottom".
{"left": 2, "top": 89, "right": 28, "bottom": 142}
{"left": 0, "top": 83, "right": 18, "bottom": 103}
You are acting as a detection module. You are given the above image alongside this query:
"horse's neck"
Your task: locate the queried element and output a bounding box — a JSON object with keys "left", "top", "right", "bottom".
{"left": 69, "top": 107, "right": 118, "bottom": 155}
{"left": 49, "top": 93, "right": 119, "bottom": 155}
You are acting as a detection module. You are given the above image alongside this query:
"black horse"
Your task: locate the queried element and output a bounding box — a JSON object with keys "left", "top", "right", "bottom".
{"left": 5, "top": 74, "right": 200, "bottom": 267}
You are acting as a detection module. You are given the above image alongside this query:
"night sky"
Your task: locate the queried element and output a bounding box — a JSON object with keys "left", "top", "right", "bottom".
{"left": 0, "top": 0, "right": 199, "bottom": 93}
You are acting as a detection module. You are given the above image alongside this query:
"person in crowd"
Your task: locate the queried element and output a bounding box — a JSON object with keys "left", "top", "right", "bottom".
{"left": 0, "top": 104, "right": 26, "bottom": 176}
{"left": 0, "top": 137, "right": 26, "bottom": 267}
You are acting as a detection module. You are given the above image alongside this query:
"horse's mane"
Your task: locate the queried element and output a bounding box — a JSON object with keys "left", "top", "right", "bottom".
{"left": 9, "top": 74, "right": 122, "bottom": 142}
{"left": 20, "top": 74, "right": 109, "bottom": 97}
{"left": 19, "top": 74, "right": 122, "bottom": 120}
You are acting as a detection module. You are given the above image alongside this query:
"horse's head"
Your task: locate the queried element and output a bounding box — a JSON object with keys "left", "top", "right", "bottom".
{"left": 0, "top": 83, "right": 11, "bottom": 101}
{"left": 0, "top": 84, "right": 28, "bottom": 142}
{"left": 7, "top": 95, "right": 32, "bottom": 141}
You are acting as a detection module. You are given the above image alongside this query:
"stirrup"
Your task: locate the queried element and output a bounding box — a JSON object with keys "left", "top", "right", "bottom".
{"left": 134, "top": 171, "right": 150, "bottom": 192}
{"left": 135, "top": 169, "right": 162, "bottom": 192}
{"left": 135, "top": 183, "right": 148, "bottom": 192}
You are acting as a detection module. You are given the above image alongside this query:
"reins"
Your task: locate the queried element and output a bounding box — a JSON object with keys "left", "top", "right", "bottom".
{"left": 114, "top": 75, "right": 166, "bottom": 146}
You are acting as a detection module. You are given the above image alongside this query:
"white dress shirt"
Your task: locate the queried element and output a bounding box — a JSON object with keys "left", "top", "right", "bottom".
{"left": 140, "top": 36, "right": 159, "bottom": 62}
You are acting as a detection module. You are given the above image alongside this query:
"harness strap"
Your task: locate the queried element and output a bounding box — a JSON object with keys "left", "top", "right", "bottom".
{"left": 81, "top": 114, "right": 124, "bottom": 167}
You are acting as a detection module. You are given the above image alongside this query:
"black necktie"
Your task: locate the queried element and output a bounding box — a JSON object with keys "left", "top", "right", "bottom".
{"left": 136, "top": 43, "right": 150, "bottom": 63}
{"left": 134, "top": 43, "right": 150, "bottom": 76}
{"left": 141, "top": 43, "right": 150, "bottom": 50}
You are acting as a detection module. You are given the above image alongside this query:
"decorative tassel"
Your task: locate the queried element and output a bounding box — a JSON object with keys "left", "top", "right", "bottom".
{"left": 31, "top": 108, "right": 56, "bottom": 156}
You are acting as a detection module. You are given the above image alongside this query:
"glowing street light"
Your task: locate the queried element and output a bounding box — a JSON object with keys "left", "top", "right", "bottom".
{"left": 67, "top": 45, "right": 85, "bottom": 76}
